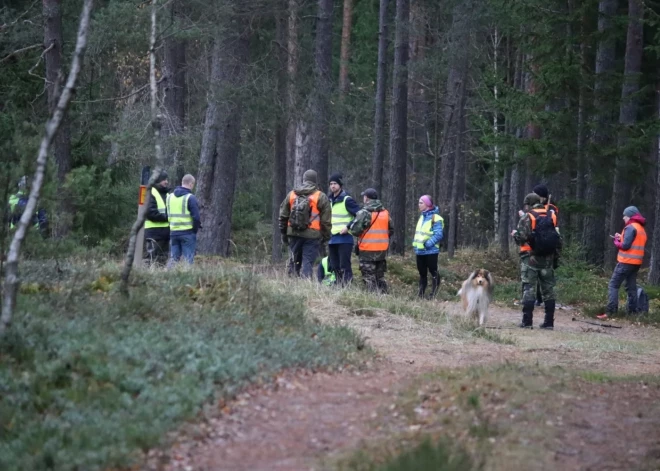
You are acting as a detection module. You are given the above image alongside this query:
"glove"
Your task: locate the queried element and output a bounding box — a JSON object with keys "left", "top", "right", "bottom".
{"left": 424, "top": 240, "right": 433, "bottom": 249}
{"left": 281, "top": 234, "right": 288, "bottom": 245}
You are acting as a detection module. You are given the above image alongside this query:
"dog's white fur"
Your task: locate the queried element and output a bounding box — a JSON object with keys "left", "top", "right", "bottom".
{"left": 456, "top": 269, "right": 494, "bottom": 326}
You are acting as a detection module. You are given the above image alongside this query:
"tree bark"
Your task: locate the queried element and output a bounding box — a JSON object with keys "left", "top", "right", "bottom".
{"left": 647, "top": 85, "right": 660, "bottom": 284}
{"left": 43, "top": 0, "right": 73, "bottom": 237}
{"left": 408, "top": 1, "right": 429, "bottom": 162}
{"left": 388, "top": 0, "right": 410, "bottom": 256}
{"left": 606, "top": 0, "right": 644, "bottom": 269}
{"left": 447, "top": 77, "right": 467, "bottom": 258}
{"left": 197, "top": 19, "right": 250, "bottom": 256}
{"left": 371, "top": 0, "right": 389, "bottom": 194}
{"left": 574, "top": 33, "right": 588, "bottom": 237}
{"left": 498, "top": 165, "right": 511, "bottom": 256}
{"left": 2, "top": 0, "right": 94, "bottom": 335}
{"left": 285, "top": 0, "right": 299, "bottom": 190}
{"left": 338, "top": 0, "right": 353, "bottom": 97}
{"left": 582, "top": 0, "right": 617, "bottom": 265}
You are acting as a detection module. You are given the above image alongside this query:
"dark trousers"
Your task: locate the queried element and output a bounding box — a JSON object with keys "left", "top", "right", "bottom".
{"left": 288, "top": 237, "right": 320, "bottom": 279}
{"left": 607, "top": 262, "right": 640, "bottom": 314}
{"left": 145, "top": 237, "right": 169, "bottom": 266}
{"left": 328, "top": 243, "right": 354, "bottom": 285}
{"left": 416, "top": 254, "right": 439, "bottom": 296}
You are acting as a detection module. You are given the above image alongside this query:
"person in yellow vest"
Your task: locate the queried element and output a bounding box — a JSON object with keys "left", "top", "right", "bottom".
{"left": 348, "top": 188, "right": 393, "bottom": 293}
{"left": 598, "top": 206, "right": 647, "bottom": 319}
{"left": 327, "top": 172, "right": 360, "bottom": 285}
{"left": 166, "top": 174, "right": 201, "bottom": 266}
{"left": 413, "top": 195, "right": 444, "bottom": 299}
{"left": 317, "top": 256, "right": 337, "bottom": 285}
{"left": 144, "top": 171, "right": 170, "bottom": 266}
{"left": 278, "top": 169, "right": 331, "bottom": 278}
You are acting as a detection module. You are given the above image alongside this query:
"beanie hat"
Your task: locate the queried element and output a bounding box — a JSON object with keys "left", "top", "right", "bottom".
{"left": 328, "top": 172, "right": 343, "bottom": 186}
{"left": 303, "top": 169, "right": 317, "bottom": 184}
{"left": 533, "top": 184, "right": 549, "bottom": 199}
{"left": 623, "top": 206, "right": 640, "bottom": 218}
{"left": 523, "top": 193, "right": 542, "bottom": 206}
{"left": 420, "top": 195, "right": 433, "bottom": 209}
{"left": 155, "top": 170, "right": 169, "bottom": 185}
{"left": 361, "top": 188, "right": 378, "bottom": 199}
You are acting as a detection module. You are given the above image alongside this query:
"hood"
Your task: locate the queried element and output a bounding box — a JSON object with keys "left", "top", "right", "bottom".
{"left": 173, "top": 186, "right": 192, "bottom": 197}
{"left": 364, "top": 199, "right": 384, "bottom": 211}
{"left": 293, "top": 181, "right": 319, "bottom": 196}
{"left": 627, "top": 214, "right": 646, "bottom": 226}
{"left": 422, "top": 205, "right": 439, "bottom": 217}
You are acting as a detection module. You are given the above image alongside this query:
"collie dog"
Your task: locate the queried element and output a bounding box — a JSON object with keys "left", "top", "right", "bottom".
{"left": 457, "top": 269, "right": 494, "bottom": 326}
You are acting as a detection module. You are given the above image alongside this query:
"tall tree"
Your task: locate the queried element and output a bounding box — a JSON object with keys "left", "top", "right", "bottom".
{"left": 447, "top": 76, "right": 467, "bottom": 258}
{"left": 388, "top": 0, "right": 410, "bottom": 255}
{"left": 286, "top": 0, "right": 299, "bottom": 189}
{"left": 197, "top": 16, "right": 250, "bottom": 256}
{"left": 606, "top": 0, "right": 644, "bottom": 268}
{"left": 338, "top": 0, "right": 354, "bottom": 98}
{"left": 44, "top": 0, "right": 73, "bottom": 237}
{"left": 273, "top": 7, "right": 288, "bottom": 262}
{"left": 371, "top": 0, "right": 389, "bottom": 194}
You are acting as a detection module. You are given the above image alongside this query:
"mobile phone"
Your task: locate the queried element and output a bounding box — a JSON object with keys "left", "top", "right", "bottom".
{"left": 609, "top": 235, "right": 615, "bottom": 238}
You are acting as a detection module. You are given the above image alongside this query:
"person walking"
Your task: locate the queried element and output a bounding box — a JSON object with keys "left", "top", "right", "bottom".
{"left": 348, "top": 188, "right": 393, "bottom": 293}
{"left": 598, "top": 206, "right": 647, "bottom": 319}
{"left": 144, "top": 170, "right": 170, "bottom": 266}
{"left": 413, "top": 195, "right": 444, "bottom": 299}
{"left": 512, "top": 193, "right": 561, "bottom": 329}
{"left": 167, "top": 174, "right": 201, "bottom": 266}
{"left": 278, "top": 169, "right": 331, "bottom": 278}
{"left": 327, "top": 172, "right": 360, "bottom": 285}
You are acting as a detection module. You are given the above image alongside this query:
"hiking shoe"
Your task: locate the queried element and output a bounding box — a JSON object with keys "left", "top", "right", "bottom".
{"left": 519, "top": 323, "right": 533, "bottom": 329}
{"left": 596, "top": 313, "right": 609, "bottom": 320}
{"left": 539, "top": 323, "right": 554, "bottom": 330}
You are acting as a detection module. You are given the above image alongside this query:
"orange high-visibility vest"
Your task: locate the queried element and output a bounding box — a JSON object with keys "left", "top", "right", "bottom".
{"left": 617, "top": 222, "right": 646, "bottom": 265}
{"left": 520, "top": 208, "right": 557, "bottom": 254}
{"left": 359, "top": 210, "right": 390, "bottom": 252}
{"left": 288, "top": 191, "right": 321, "bottom": 231}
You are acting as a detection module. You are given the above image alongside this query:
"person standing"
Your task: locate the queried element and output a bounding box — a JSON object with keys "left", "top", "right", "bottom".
{"left": 167, "top": 174, "right": 201, "bottom": 266}
{"left": 413, "top": 195, "right": 444, "bottom": 299}
{"left": 532, "top": 184, "right": 560, "bottom": 306}
{"left": 348, "top": 188, "right": 393, "bottom": 293}
{"left": 279, "top": 169, "right": 332, "bottom": 278}
{"left": 327, "top": 172, "right": 360, "bottom": 285}
{"left": 598, "top": 206, "right": 647, "bottom": 319}
{"left": 144, "top": 171, "right": 170, "bottom": 266}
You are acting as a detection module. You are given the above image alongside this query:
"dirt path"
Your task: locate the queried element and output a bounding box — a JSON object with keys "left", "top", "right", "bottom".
{"left": 147, "top": 301, "right": 660, "bottom": 471}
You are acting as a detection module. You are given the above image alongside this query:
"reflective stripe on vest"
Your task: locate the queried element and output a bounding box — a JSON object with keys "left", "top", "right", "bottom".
{"left": 145, "top": 188, "right": 169, "bottom": 230}
{"left": 166, "top": 193, "right": 193, "bottom": 232}
{"left": 321, "top": 256, "right": 336, "bottom": 285}
{"left": 617, "top": 222, "right": 647, "bottom": 265}
{"left": 288, "top": 191, "right": 321, "bottom": 230}
{"left": 413, "top": 214, "right": 443, "bottom": 250}
{"left": 520, "top": 208, "right": 557, "bottom": 253}
{"left": 359, "top": 210, "right": 390, "bottom": 251}
{"left": 331, "top": 197, "right": 353, "bottom": 234}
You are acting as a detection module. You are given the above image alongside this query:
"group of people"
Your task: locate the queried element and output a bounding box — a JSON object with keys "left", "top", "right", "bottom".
{"left": 5, "top": 176, "right": 48, "bottom": 235}
{"left": 278, "top": 169, "right": 444, "bottom": 295}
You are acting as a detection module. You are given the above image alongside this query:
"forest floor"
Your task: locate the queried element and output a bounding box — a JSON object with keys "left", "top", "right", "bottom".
{"left": 147, "top": 262, "right": 660, "bottom": 471}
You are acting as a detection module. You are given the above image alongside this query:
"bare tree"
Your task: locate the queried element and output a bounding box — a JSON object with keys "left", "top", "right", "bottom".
{"left": 371, "top": 0, "right": 389, "bottom": 194}
{"left": 447, "top": 77, "right": 467, "bottom": 258}
{"left": 338, "top": 0, "right": 354, "bottom": 98}
{"left": 2, "top": 0, "right": 94, "bottom": 335}
{"left": 273, "top": 7, "right": 288, "bottom": 262}
{"left": 647, "top": 86, "right": 660, "bottom": 285}
{"left": 286, "top": 0, "right": 299, "bottom": 189}
{"left": 388, "top": 0, "right": 410, "bottom": 255}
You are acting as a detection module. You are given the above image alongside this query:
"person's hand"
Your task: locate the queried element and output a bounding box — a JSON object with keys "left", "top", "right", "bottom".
{"left": 340, "top": 227, "right": 349, "bottom": 235}
{"left": 424, "top": 240, "right": 433, "bottom": 249}
{"left": 518, "top": 210, "right": 524, "bottom": 217}
{"left": 511, "top": 230, "right": 517, "bottom": 237}
{"left": 615, "top": 232, "right": 621, "bottom": 241}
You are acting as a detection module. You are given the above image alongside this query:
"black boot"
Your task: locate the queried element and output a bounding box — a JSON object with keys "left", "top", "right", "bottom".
{"left": 540, "top": 300, "right": 555, "bottom": 330}
{"left": 418, "top": 279, "right": 427, "bottom": 298}
{"left": 427, "top": 275, "right": 439, "bottom": 299}
{"left": 519, "top": 302, "right": 534, "bottom": 329}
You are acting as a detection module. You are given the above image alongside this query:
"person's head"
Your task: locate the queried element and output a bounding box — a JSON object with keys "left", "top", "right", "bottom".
{"left": 181, "top": 174, "right": 195, "bottom": 190}
{"left": 328, "top": 172, "right": 343, "bottom": 195}
{"left": 155, "top": 170, "right": 169, "bottom": 189}
{"left": 623, "top": 206, "right": 640, "bottom": 224}
{"left": 17, "top": 176, "right": 27, "bottom": 192}
{"left": 523, "top": 192, "right": 541, "bottom": 211}
{"left": 533, "top": 184, "right": 549, "bottom": 202}
{"left": 418, "top": 194, "right": 433, "bottom": 212}
{"left": 361, "top": 188, "right": 378, "bottom": 204}
{"left": 303, "top": 169, "right": 318, "bottom": 186}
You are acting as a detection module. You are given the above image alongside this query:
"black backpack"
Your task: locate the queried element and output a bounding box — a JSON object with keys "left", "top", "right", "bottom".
{"left": 636, "top": 287, "right": 649, "bottom": 313}
{"left": 289, "top": 192, "right": 312, "bottom": 231}
{"left": 529, "top": 210, "right": 560, "bottom": 256}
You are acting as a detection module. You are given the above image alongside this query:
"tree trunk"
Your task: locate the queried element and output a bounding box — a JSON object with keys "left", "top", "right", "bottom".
{"left": 162, "top": 0, "right": 187, "bottom": 181}
{"left": 574, "top": 35, "right": 588, "bottom": 237}
{"left": 582, "top": 0, "right": 617, "bottom": 265}
{"left": 371, "top": 0, "right": 389, "bottom": 194}
{"left": 647, "top": 85, "right": 660, "bottom": 284}
{"left": 388, "top": 0, "right": 410, "bottom": 255}
{"left": 44, "top": 0, "right": 73, "bottom": 237}
{"left": 492, "top": 28, "right": 500, "bottom": 241}
{"left": 338, "top": 0, "right": 353, "bottom": 97}
{"left": 286, "top": 0, "right": 299, "bottom": 190}
{"left": 606, "top": 0, "right": 644, "bottom": 269}
{"left": 498, "top": 166, "right": 511, "bottom": 256}
{"left": 408, "top": 1, "right": 429, "bottom": 163}
{"left": 197, "top": 19, "right": 250, "bottom": 256}
{"left": 448, "top": 78, "right": 467, "bottom": 258}
{"left": 509, "top": 49, "right": 525, "bottom": 233}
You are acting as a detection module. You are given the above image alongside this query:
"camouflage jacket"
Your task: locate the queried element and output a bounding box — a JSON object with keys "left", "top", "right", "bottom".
{"left": 279, "top": 182, "right": 332, "bottom": 241}
{"left": 349, "top": 199, "right": 394, "bottom": 261}
{"left": 513, "top": 203, "right": 562, "bottom": 259}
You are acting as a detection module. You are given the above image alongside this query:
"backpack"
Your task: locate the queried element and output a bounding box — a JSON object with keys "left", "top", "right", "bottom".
{"left": 289, "top": 192, "right": 311, "bottom": 231}
{"left": 636, "top": 287, "right": 649, "bottom": 313}
{"left": 529, "top": 210, "right": 560, "bottom": 256}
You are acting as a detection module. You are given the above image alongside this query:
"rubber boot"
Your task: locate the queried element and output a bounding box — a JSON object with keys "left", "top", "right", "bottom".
{"left": 418, "top": 279, "right": 427, "bottom": 298}
{"left": 519, "top": 302, "right": 534, "bottom": 329}
{"left": 540, "top": 300, "right": 555, "bottom": 330}
{"left": 427, "top": 274, "right": 439, "bottom": 299}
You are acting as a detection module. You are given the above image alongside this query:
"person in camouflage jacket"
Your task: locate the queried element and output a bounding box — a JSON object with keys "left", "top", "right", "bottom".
{"left": 512, "top": 193, "right": 562, "bottom": 330}
{"left": 348, "top": 188, "right": 394, "bottom": 293}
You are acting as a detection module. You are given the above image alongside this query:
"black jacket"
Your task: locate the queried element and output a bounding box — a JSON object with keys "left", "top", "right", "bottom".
{"left": 145, "top": 185, "right": 170, "bottom": 240}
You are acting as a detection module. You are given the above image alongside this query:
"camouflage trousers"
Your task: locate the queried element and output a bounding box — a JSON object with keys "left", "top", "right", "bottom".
{"left": 521, "top": 255, "right": 555, "bottom": 303}
{"left": 359, "top": 259, "right": 388, "bottom": 293}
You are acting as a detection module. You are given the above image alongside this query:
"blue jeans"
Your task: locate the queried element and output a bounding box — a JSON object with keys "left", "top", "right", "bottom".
{"left": 169, "top": 233, "right": 196, "bottom": 266}
{"left": 607, "top": 262, "right": 640, "bottom": 314}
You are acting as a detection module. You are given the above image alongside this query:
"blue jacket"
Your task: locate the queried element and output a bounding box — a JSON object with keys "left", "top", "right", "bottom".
{"left": 328, "top": 190, "right": 361, "bottom": 245}
{"left": 171, "top": 186, "right": 201, "bottom": 236}
{"left": 413, "top": 206, "right": 443, "bottom": 256}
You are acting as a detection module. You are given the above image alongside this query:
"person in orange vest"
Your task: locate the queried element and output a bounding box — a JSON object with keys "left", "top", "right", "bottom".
{"left": 348, "top": 188, "right": 393, "bottom": 293}
{"left": 279, "top": 169, "right": 331, "bottom": 278}
{"left": 532, "top": 184, "right": 561, "bottom": 305}
{"left": 598, "top": 206, "right": 647, "bottom": 319}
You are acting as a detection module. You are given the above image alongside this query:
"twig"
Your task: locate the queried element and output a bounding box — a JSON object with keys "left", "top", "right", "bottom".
{"left": 27, "top": 42, "right": 54, "bottom": 79}
{"left": 1, "top": 43, "right": 42, "bottom": 63}
{"left": 71, "top": 77, "right": 164, "bottom": 103}
{"left": 571, "top": 317, "right": 623, "bottom": 329}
